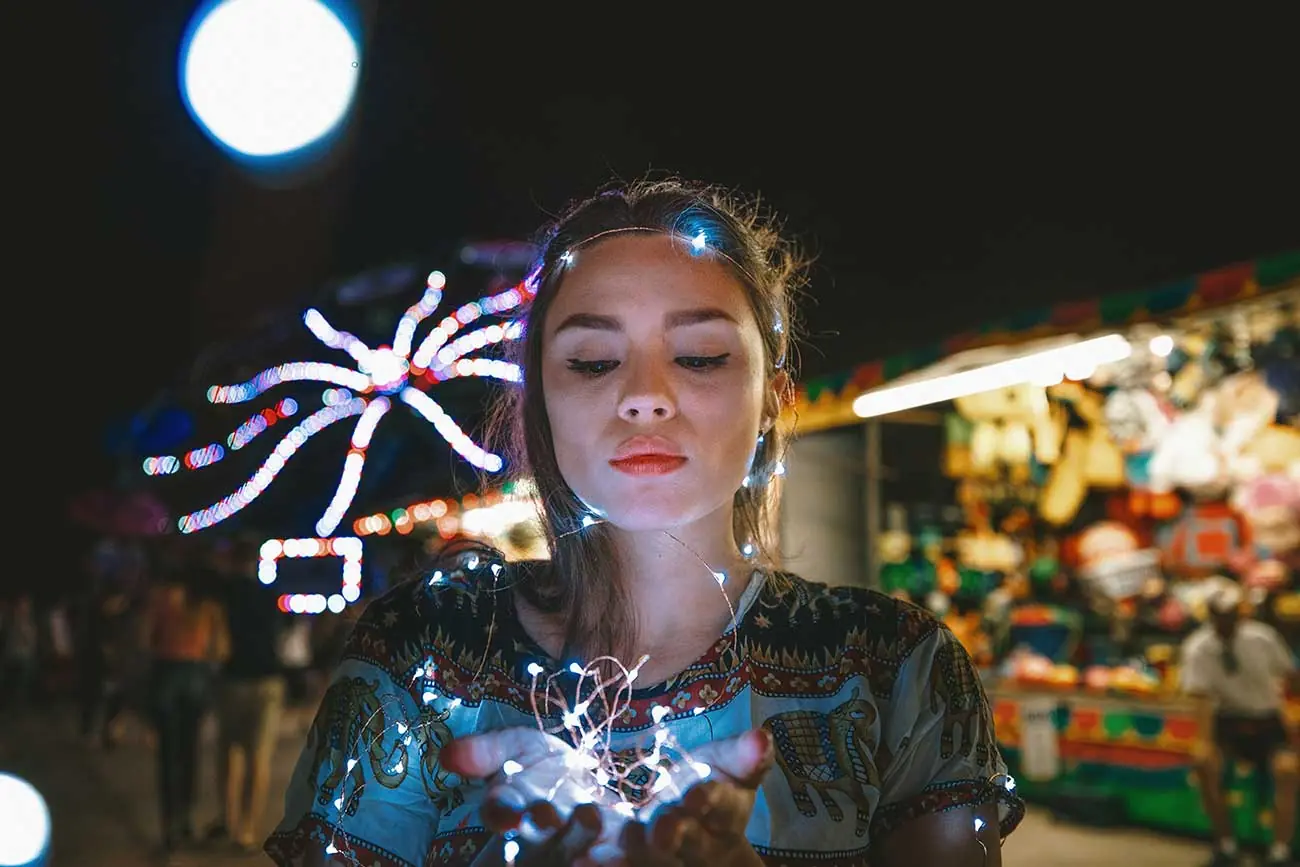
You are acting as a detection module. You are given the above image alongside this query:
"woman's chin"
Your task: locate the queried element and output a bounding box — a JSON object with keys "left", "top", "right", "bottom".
{"left": 589, "top": 500, "right": 712, "bottom": 534}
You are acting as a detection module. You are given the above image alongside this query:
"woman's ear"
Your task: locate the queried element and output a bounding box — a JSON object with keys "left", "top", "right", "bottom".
{"left": 765, "top": 370, "right": 793, "bottom": 426}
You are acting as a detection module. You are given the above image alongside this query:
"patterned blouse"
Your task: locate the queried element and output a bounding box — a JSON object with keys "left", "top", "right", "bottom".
{"left": 266, "top": 561, "right": 1024, "bottom": 867}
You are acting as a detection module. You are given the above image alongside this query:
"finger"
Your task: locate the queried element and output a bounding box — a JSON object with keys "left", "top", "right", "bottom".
{"left": 685, "top": 730, "right": 774, "bottom": 787}
{"left": 680, "top": 780, "right": 723, "bottom": 816}
{"left": 481, "top": 796, "right": 524, "bottom": 833}
{"left": 442, "top": 728, "right": 568, "bottom": 778}
{"left": 525, "top": 800, "right": 563, "bottom": 831}
{"left": 551, "top": 803, "right": 603, "bottom": 862}
{"left": 686, "top": 782, "right": 750, "bottom": 834}
{"left": 649, "top": 809, "right": 699, "bottom": 854}
{"left": 620, "top": 822, "right": 681, "bottom": 867}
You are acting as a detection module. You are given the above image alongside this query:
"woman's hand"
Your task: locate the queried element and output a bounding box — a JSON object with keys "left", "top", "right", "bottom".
{"left": 442, "top": 727, "right": 614, "bottom": 867}
{"left": 608, "top": 729, "right": 775, "bottom": 867}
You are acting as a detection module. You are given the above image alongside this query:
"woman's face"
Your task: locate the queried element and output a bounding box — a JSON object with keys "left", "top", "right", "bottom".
{"left": 541, "top": 234, "right": 770, "bottom": 532}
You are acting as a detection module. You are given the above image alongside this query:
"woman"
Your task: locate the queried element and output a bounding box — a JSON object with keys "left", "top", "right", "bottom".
{"left": 267, "top": 179, "right": 1024, "bottom": 866}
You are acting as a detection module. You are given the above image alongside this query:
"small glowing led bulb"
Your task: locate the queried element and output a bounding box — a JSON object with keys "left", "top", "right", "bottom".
{"left": 691, "top": 231, "right": 707, "bottom": 252}
{"left": 503, "top": 760, "right": 524, "bottom": 777}
{"left": 526, "top": 662, "right": 544, "bottom": 677}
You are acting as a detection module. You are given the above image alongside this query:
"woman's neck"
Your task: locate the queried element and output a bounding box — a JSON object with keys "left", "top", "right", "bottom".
{"left": 608, "top": 508, "right": 753, "bottom": 656}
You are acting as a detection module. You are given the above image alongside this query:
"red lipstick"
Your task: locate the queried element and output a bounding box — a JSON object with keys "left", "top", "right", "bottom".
{"left": 609, "top": 455, "right": 688, "bottom": 476}
{"left": 610, "top": 435, "right": 687, "bottom": 476}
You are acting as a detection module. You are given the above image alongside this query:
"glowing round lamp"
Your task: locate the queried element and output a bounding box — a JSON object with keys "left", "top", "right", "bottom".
{"left": 179, "top": 0, "right": 360, "bottom": 159}
{"left": 0, "top": 773, "right": 51, "bottom": 867}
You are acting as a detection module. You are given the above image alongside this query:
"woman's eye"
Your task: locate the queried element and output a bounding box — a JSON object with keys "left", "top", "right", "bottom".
{"left": 566, "top": 359, "right": 620, "bottom": 376}
{"left": 676, "top": 353, "right": 730, "bottom": 371}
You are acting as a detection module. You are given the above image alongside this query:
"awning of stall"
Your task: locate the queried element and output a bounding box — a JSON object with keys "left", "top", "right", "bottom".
{"left": 787, "top": 250, "right": 1300, "bottom": 435}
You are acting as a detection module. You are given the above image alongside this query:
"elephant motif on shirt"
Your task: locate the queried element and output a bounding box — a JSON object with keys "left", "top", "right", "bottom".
{"left": 307, "top": 676, "right": 410, "bottom": 814}
{"left": 412, "top": 703, "right": 464, "bottom": 813}
{"left": 763, "top": 689, "right": 879, "bottom": 837}
{"left": 927, "top": 636, "right": 994, "bottom": 767}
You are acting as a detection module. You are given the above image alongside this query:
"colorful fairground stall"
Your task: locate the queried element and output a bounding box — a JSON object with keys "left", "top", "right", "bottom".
{"left": 779, "top": 251, "right": 1300, "bottom": 841}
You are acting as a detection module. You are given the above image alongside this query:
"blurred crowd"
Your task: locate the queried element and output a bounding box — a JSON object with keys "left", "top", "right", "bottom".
{"left": 0, "top": 534, "right": 358, "bottom": 854}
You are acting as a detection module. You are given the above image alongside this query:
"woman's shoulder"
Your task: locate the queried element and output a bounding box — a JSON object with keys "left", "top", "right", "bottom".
{"left": 760, "top": 571, "right": 945, "bottom": 668}
{"left": 340, "top": 547, "right": 514, "bottom": 676}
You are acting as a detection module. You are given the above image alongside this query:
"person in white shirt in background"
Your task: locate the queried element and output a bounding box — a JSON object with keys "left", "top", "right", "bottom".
{"left": 1182, "top": 583, "right": 1300, "bottom": 867}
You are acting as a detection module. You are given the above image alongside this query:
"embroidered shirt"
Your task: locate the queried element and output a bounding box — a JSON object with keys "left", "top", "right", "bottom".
{"left": 266, "top": 563, "right": 1023, "bottom": 867}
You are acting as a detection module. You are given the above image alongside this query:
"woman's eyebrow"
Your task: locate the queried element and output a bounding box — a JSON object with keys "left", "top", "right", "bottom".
{"left": 551, "top": 307, "right": 737, "bottom": 337}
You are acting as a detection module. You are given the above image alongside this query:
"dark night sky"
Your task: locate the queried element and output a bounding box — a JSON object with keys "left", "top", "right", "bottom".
{"left": 30, "top": 5, "right": 1300, "bottom": 550}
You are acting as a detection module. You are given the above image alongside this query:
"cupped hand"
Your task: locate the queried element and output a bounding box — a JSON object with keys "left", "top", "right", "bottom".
{"left": 444, "top": 727, "right": 775, "bottom": 867}
{"left": 591, "top": 729, "right": 775, "bottom": 867}
{"left": 442, "top": 727, "right": 617, "bottom": 867}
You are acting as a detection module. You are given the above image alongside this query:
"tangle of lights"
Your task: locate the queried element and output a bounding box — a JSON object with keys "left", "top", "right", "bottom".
{"left": 318, "top": 535, "right": 740, "bottom": 863}
{"left": 258, "top": 536, "right": 363, "bottom": 615}
{"left": 321, "top": 536, "right": 1016, "bottom": 863}
{"left": 171, "top": 269, "right": 535, "bottom": 534}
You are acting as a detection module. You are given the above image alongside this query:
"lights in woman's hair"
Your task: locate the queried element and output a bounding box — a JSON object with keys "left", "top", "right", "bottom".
{"left": 581, "top": 514, "right": 598, "bottom": 528}
{"left": 772, "top": 460, "right": 786, "bottom": 476}
{"left": 713, "top": 570, "right": 727, "bottom": 585}
{"left": 560, "top": 250, "right": 575, "bottom": 267}
{"left": 690, "top": 230, "right": 708, "bottom": 252}
{"left": 526, "top": 661, "right": 544, "bottom": 677}
{"left": 974, "top": 817, "right": 986, "bottom": 832}
{"left": 742, "top": 542, "right": 756, "bottom": 559}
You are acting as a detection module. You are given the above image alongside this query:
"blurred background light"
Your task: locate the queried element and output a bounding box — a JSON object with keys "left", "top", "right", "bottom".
{"left": 179, "top": 0, "right": 361, "bottom": 159}
{"left": 0, "top": 773, "right": 50, "bottom": 867}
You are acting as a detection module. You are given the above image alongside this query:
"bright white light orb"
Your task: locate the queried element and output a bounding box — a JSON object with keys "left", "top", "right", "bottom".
{"left": 0, "top": 773, "right": 51, "bottom": 867}
{"left": 180, "top": 0, "right": 360, "bottom": 158}
{"left": 1149, "top": 334, "right": 1174, "bottom": 357}
{"left": 362, "top": 348, "right": 410, "bottom": 393}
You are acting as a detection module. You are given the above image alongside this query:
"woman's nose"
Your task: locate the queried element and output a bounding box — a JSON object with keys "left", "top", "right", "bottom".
{"left": 617, "top": 364, "right": 677, "bottom": 422}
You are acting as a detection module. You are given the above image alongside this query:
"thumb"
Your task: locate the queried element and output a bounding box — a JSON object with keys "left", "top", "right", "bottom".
{"left": 440, "top": 727, "right": 567, "bottom": 779}
{"left": 689, "top": 729, "right": 774, "bottom": 788}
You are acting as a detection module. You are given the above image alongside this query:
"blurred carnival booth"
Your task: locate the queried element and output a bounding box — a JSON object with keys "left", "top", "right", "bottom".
{"left": 779, "top": 251, "right": 1300, "bottom": 842}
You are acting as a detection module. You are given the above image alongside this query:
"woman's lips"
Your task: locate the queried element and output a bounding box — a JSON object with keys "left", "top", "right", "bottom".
{"left": 608, "top": 455, "right": 688, "bottom": 476}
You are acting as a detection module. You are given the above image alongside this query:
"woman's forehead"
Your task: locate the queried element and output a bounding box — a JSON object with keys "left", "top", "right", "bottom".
{"left": 548, "top": 234, "right": 749, "bottom": 322}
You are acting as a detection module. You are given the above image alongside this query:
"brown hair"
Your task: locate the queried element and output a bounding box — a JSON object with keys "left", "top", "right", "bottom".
{"left": 484, "top": 178, "right": 807, "bottom": 665}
